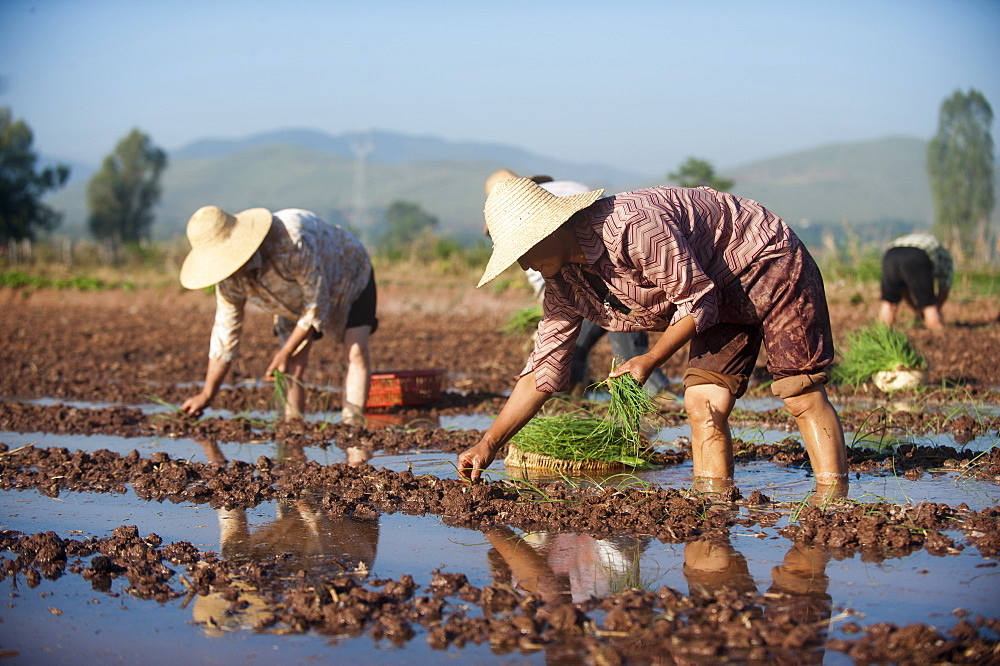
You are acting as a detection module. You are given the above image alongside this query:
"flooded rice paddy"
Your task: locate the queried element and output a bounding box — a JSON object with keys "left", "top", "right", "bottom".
{"left": 2, "top": 398, "right": 998, "bottom": 664}
{"left": 2, "top": 285, "right": 999, "bottom": 663}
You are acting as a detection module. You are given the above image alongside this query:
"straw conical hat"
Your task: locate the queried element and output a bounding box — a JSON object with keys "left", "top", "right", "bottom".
{"left": 477, "top": 178, "right": 603, "bottom": 288}
{"left": 179, "top": 206, "right": 273, "bottom": 289}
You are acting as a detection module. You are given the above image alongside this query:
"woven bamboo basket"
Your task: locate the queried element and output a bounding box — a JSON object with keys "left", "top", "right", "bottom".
{"left": 503, "top": 442, "right": 628, "bottom": 471}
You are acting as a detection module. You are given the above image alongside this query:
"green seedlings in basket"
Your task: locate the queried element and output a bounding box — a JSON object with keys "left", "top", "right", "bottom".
{"left": 831, "top": 323, "right": 927, "bottom": 388}
{"left": 510, "top": 413, "right": 652, "bottom": 466}
{"left": 501, "top": 305, "right": 543, "bottom": 336}
{"left": 508, "top": 360, "right": 662, "bottom": 468}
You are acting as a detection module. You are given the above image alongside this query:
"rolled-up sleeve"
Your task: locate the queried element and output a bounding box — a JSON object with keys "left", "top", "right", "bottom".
{"left": 623, "top": 220, "right": 719, "bottom": 332}
{"left": 520, "top": 293, "right": 584, "bottom": 393}
{"left": 208, "top": 284, "right": 246, "bottom": 362}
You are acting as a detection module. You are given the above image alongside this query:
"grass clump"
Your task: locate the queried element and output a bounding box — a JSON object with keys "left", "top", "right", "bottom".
{"left": 832, "top": 323, "right": 927, "bottom": 388}
{"left": 270, "top": 369, "right": 304, "bottom": 416}
{"left": 501, "top": 306, "right": 543, "bottom": 336}
{"left": 0, "top": 270, "right": 135, "bottom": 291}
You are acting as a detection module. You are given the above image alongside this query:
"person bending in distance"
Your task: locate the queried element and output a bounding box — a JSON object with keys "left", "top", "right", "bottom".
{"left": 179, "top": 206, "right": 376, "bottom": 424}
{"left": 878, "top": 231, "right": 953, "bottom": 333}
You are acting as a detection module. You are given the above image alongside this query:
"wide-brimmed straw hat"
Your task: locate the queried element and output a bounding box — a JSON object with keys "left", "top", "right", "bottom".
{"left": 179, "top": 206, "right": 273, "bottom": 289}
{"left": 477, "top": 177, "right": 604, "bottom": 287}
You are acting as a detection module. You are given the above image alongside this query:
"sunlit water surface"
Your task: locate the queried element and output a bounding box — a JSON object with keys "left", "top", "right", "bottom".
{"left": 1, "top": 398, "right": 998, "bottom": 664}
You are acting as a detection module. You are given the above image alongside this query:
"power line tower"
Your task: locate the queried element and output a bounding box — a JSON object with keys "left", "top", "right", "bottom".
{"left": 349, "top": 129, "right": 375, "bottom": 243}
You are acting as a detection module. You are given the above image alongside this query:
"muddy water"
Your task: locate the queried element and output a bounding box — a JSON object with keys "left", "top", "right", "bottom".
{"left": 3, "top": 469, "right": 998, "bottom": 664}
{"left": 1, "top": 399, "right": 998, "bottom": 663}
{"left": 0, "top": 407, "right": 1000, "bottom": 663}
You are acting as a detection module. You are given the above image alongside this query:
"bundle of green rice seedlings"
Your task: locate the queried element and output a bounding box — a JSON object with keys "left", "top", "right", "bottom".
{"left": 507, "top": 364, "right": 659, "bottom": 470}
{"left": 832, "top": 323, "right": 927, "bottom": 389}
{"left": 599, "top": 370, "right": 659, "bottom": 451}
{"left": 506, "top": 413, "right": 651, "bottom": 470}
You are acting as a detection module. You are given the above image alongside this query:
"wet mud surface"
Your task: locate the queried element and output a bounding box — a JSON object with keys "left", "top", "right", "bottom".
{"left": 1, "top": 283, "right": 999, "bottom": 663}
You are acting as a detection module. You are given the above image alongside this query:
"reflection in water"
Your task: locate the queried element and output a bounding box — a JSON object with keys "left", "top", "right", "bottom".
{"left": 191, "top": 440, "right": 379, "bottom": 635}
{"left": 198, "top": 438, "right": 372, "bottom": 468}
{"left": 191, "top": 440, "right": 833, "bottom": 655}
{"left": 485, "top": 526, "right": 647, "bottom": 604}
{"left": 488, "top": 523, "right": 834, "bottom": 662}
{"left": 684, "top": 536, "right": 833, "bottom": 663}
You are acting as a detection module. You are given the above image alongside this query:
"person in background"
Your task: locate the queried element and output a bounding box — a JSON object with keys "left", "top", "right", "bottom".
{"left": 878, "top": 231, "right": 953, "bottom": 333}
{"left": 459, "top": 178, "right": 847, "bottom": 495}
{"left": 484, "top": 169, "right": 673, "bottom": 397}
{"left": 179, "top": 205, "right": 377, "bottom": 424}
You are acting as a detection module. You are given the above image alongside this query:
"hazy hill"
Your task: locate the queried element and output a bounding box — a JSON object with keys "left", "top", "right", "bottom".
{"left": 44, "top": 129, "right": 948, "bottom": 246}
{"left": 724, "top": 136, "right": 934, "bottom": 244}
{"left": 45, "top": 129, "right": 645, "bottom": 243}
{"left": 173, "top": 128, "right": 643, "bottom": 192}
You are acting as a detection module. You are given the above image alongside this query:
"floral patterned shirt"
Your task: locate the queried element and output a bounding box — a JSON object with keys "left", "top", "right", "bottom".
{"left": 524, "top": 186, "right": 796, "bottom": 392}
{"left": 209, "top": 209, "right": 371, "bottom": 362}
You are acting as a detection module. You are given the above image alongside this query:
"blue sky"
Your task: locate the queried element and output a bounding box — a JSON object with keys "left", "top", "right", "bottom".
{"left": 2, "top": 0, "right": 998, "bottom": 176}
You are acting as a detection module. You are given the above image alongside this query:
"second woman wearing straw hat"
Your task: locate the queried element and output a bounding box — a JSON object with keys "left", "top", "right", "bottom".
{"left": 178, "top": 205, "right": 377, "bottom": 424}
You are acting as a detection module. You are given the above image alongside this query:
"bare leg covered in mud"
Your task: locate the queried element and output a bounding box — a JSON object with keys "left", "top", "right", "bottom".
{"left": 684, "top": 383, "right": 737, "bottom": 481}
{"left": 684, "top": 381, "right": 848, "bottom": 496}
{"left": 782, "top": 384, "right": 848, "bottom": 496}
{"left": 283, "top": 343, "right": 310, "bottom": 421}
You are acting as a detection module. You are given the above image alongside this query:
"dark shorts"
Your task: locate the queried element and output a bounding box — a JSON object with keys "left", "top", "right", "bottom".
{"left": 346, "top": 268, "right": 379, "bottom": 333}
{"left": 273, "top": 269, "right": 379, "bottom": 342}
{"left": 881, "top": 246, "right": 936, "bottom": 308}
{"left": 684, "top": 239, "right": 834, "bottom": 398}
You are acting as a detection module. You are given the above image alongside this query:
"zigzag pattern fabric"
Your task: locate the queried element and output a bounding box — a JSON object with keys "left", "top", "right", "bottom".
{"left": 523, "top": 187, "right": 795, "bottom": 393}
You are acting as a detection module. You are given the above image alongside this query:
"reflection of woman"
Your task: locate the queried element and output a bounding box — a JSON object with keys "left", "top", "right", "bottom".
{"left": 485, "top": 527, "right": 645, "bottom": 604}
{"left": 197, "top": 438, "right": 371, "bottom": 468}
{"left": 193, "top": 500, "right": 380, "bottom": 634}
{"left": 215, "top": 500, "right": 380, "bottom": 567}
{"left": 767, "top": 544, "right": 832, "bottom": 621}
{"left": 683, "top": 537, "right": 833, "bottom": 663}
{"left": 191, "top": 440, "right": 379, "bottom": 634}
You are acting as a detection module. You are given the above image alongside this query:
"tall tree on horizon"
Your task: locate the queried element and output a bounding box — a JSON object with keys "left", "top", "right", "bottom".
{"left": 926, "top": 89, "right": 995, "bottom": 261}
{"left": 0, "top": 107, "right": 70, "bottom": 243}
{"left": 87, "top": 128, "right": 167, "bottom": 246}
{"left": 667, "top": 157, "right": 735, "bottom": 192}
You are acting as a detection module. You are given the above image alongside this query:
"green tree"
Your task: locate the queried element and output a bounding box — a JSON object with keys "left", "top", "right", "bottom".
{"left": 0, "top": 107, "right": 70, "bottom": 242}
{"left": 667, "top": 157, "right": 734, "bottom": 191}
{"left": 87, "top": 129, "right": 167, "bottom": 244}
{"left": 927, "top": 89, "right": 995, "bottom": 259}
{"left": 378, "top": 200, "right": 438, "bottom": 257}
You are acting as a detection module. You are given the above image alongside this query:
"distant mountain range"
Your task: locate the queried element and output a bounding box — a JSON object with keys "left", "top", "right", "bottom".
{"left": 44, "top": 128, "right": 967, "bottom": 247}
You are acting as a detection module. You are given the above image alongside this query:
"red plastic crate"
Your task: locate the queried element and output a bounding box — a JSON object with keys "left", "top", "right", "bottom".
{"left": 366, "top": 369, "right": 445, "bottom": 408}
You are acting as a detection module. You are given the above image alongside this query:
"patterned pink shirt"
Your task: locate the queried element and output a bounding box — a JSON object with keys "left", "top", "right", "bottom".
{"left": 524, "top": 186, "right": 795, "bottom": 392}
{"left": 209, "top": 209, "right": 371, "bottom": 362}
